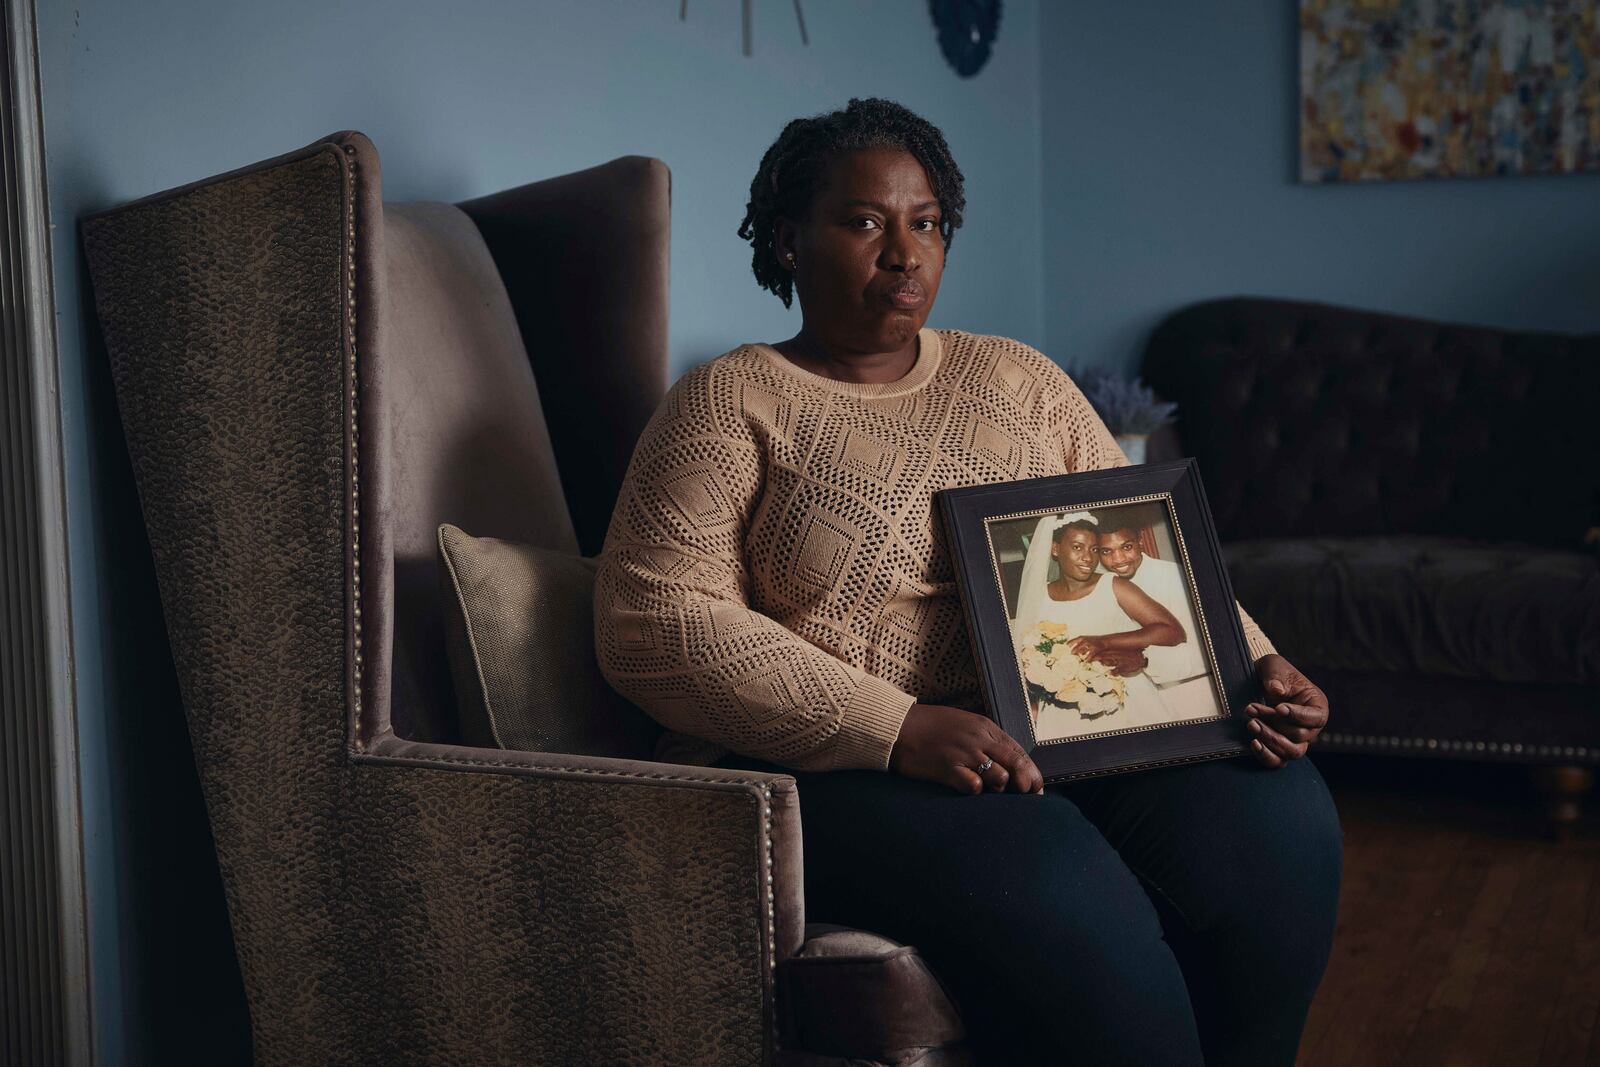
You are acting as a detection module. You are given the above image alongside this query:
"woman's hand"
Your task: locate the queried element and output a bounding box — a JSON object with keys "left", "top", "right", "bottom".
{"left": 1093, "top": 649, "right": 1148, "bottom": 677}
{"left": 1244, "top": 654, "right": 1329, "bottom": 768}
{"left": 1068, "top": 637, "right": 1147, "bottom": 677}
{"left": 1067, "top": 635, "right": 1107, "bottom": 660}
{"left": 890, "top": 703, "right": 1045, "bottom": 795}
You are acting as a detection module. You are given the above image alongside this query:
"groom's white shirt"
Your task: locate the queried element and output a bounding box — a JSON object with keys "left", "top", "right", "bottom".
{"left": 1124, "top": 556, "right": 1208, "bottom": 686}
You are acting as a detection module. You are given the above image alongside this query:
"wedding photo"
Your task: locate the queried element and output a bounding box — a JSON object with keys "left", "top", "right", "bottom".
{"left": 988, "top": 500, "right": 1224, "bottom": 744}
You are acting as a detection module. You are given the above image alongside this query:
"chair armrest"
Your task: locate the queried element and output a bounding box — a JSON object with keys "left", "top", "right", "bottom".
{"left": 345, "top": 735, "right": 803, "bottom": 1066}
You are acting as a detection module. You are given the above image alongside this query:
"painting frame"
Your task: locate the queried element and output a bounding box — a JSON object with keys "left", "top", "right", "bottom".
{"left": 937, "top": 460, "right": 1261, "bottom": 782}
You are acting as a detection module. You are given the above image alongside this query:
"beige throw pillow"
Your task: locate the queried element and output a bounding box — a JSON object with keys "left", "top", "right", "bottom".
{"left": 437, "top": 523, "right": 661, "bottom": 759}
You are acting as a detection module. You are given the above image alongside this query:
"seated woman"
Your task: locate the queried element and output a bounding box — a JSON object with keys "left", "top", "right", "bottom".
{"left": 595, "top": 98, "right": 1340, "bottom": 1066}
{"left": 1015, "top": 512, "right": 1185, "bottom": 740}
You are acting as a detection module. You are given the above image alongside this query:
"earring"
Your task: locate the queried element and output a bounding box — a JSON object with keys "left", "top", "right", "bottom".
{"left": 786, "top": 252, "right": 797, "bottom": 269}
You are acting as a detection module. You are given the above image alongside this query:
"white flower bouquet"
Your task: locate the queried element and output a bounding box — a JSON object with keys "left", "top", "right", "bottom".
{"left": 1017, "top": 620, "right": 1126, "bottom": 720}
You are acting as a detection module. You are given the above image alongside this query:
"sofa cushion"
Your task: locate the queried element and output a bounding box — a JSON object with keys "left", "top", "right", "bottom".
{"left": 1224, "top": 537, "right": 1600, "bottom": 687}
{"left": 1300, "top": 668, "right": 1597, "bottom": 762}
{"left": 779, "top": 924, "right": 966, "bottom": 1064}
{"left": 437, "top": 524, "right": 661, "bottom": 757}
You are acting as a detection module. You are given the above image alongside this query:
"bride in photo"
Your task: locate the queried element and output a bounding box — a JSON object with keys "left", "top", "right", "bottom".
{"left": 1012, "top": 512, "right": 1186, "bottom": 740}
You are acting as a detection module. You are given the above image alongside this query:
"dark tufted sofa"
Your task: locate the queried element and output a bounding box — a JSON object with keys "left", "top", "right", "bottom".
{"left": 1143, "top": 297, "right": 1600, "bottom": 825}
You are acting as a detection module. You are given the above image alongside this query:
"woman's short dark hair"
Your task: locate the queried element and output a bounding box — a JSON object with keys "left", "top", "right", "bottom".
{"left": 737, "top": 97, "right": 966, "bottom": 307}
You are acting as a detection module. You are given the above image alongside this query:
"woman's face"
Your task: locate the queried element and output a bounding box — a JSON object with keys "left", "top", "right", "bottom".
{"left": 776, "top": 147, "right": 946, "bottom": 356}
{"left": 1052, "top": 528, "right": 1099, "bottom": 582}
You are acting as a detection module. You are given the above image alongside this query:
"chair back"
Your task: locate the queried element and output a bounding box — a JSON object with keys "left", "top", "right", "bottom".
{"left": 375, "top": 201, "right": 577, "bottom": 740}
{"left": 85, "top": 135, "right": 671, "bottom": 751}
{"left": 367, "top": 161, "right": 670, "bottom": 743}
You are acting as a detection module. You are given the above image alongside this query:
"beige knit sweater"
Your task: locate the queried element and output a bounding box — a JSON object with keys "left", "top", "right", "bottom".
{"left": 594, "top": 329, "right": 1274, "bottom": 772}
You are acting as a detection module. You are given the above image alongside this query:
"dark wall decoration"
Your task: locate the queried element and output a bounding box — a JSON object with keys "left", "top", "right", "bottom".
{"left": 931, "top": 0, "right": 1002, "bottom": 78}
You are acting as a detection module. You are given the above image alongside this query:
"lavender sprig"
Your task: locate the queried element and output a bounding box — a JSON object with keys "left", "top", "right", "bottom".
{"left": 1067, "top": 365, "right": 1178, "bottom": 435}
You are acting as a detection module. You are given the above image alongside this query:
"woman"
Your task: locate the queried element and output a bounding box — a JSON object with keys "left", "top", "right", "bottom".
{"left": 1015, "top": 512, "right": 1184, "bottom": 739}
{"left": 595, "top": 98, "right": 1340, "bottom": 1065}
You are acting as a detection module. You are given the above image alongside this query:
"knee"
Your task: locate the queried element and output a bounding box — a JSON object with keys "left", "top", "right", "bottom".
{"left": 1273, "top": 759, "right": 1344, "bottom": 906}
{"left": 1214, "top": 759, "right": 1343, "bottom": 972}
{"left": 1223, "top": 757, "right": 1342, "bottom": 891}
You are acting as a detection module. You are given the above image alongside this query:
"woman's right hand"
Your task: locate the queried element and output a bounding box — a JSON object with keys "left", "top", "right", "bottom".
{"left": 889, "top": 703, "right": 1046, "bottom": 795}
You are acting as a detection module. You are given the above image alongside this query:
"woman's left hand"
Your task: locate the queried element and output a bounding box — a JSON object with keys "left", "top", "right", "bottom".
{"left": 1244, "top": 653, "right": 1329, "bottom": 768}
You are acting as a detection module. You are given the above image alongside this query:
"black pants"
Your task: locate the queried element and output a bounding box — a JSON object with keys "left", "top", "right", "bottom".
{"left": 717, "top": 752, "right": 1344, "bottom": 1066}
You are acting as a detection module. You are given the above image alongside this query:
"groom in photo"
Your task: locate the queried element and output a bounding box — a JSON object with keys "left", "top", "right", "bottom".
{"left": 1096, "top": 518, "right": 1218, "bottom": 720}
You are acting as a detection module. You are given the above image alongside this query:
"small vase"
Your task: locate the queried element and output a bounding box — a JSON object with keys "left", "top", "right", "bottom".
{"left": 1115, "top": 433, "right": 1149, "bottom": 465}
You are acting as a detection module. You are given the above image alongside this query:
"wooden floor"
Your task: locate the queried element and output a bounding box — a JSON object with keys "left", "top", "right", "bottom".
{"left": 1299, "top": 755, "right": 1600, "bottom": 1067}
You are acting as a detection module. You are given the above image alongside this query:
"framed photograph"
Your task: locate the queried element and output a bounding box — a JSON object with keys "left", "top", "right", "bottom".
{"left": 937, "top": 460, "right": 1260, "bottom": 781}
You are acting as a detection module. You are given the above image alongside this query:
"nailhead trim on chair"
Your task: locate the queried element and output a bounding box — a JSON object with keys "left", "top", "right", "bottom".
{"left": 764, "top": 782, "right": 780, "bottom": 1056}
{"left": 341, "top": 142, "right": 365, "bottom": 748}
{"left": 360, "top": 745, "right": 794, "bottom": 785}
{"left": 1320, "top": 731, "right": 1597, "bottom": 763}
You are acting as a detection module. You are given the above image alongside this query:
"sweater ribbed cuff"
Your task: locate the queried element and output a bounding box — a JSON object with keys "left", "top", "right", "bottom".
{"left": 832, "top": 674, "right": 918, "bottom": 771}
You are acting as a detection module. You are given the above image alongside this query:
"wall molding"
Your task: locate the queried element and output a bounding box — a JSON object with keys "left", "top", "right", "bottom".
{"left": 1, "top": 0, "right": 91, "bottom": 1062}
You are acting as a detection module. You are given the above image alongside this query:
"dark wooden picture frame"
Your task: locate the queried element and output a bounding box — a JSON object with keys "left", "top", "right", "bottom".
{"left": 938, "top": 460, "right": 1261, "bottom": 782}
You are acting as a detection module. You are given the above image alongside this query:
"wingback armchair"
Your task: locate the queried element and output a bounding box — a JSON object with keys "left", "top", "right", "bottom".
{"left": 82, "top": 133, "right": 968, "bottom": 1065}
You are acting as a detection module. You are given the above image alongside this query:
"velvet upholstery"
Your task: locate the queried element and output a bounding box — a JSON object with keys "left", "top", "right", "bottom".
{"left": 1277, "top": 668, "right": 1598, "bottom": 762}
{"left": 459, "top": 159, "right": 670, "bottom": 557}
{"left": 1145, "top": 298, "right": 1600, "bottom": 766}
{"left": 1143, "top": 297, "right": 1600, "bottom": 548}
{"left": 1223, "top": 537, "right": 1600, "bottom": 687}
{"left": 379, "top": 202, "right": 578, "bottom": 741}
{"left": 81, "top": 132, "right": 810, "bottom": 1064}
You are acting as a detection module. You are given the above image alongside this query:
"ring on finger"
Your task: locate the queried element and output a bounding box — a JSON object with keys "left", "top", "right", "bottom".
{"left": 974, "top": 757, "right": 994, "bottom": 775}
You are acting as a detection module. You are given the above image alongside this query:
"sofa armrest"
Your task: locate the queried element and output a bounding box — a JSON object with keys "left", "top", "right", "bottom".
{"left": 343, "top": 735, "right": 802, "bottom": 1066}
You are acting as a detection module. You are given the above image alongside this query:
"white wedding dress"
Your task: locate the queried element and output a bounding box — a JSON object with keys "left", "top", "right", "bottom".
{"left": 1023, "top": 573, "right": 1173, "bottom": 742}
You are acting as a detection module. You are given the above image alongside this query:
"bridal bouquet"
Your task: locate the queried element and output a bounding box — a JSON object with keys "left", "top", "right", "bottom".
{"left": 1018, "top": 620, "right": 1126, "bottom": 720}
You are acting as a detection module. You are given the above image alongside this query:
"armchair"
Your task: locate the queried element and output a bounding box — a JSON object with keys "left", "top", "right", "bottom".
{"left": 83, "top": 133, "right": 966, "bottom": 1064}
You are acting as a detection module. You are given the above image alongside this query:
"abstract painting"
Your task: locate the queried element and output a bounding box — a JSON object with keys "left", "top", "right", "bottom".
{"left": 1300, "top": 0, "right": 1600, "bottom": 183}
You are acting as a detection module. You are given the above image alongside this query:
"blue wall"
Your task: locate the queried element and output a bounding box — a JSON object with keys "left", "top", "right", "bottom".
{"left": 36, "top": 1, "right": 1042, "bottom": 1060}
{"left": 1039, "top": 3, "right": 1600, "bottom": 373}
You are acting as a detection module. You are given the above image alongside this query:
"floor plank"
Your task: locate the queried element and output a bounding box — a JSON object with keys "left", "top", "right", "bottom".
{"left": 1302, "top": 825, "right": 1466, "bottom": 1066}
{"left": 1454, "top": 846, "right": 1566, "bottom": 1066}
{"left": 1297, "top": 820, "right": 1404, "bottom": 1063}
{"left": 1299, "top": 755, "right": 1600, "bottom": 1067}
{"left": 1537, "top": 850, "right": 1600, "bottom": 1065}
{"left": 1402, "top": 847, "right": 1531, "bottom": 1066}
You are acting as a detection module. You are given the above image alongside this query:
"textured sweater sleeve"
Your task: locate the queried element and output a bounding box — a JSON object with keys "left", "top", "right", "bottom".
{"left": 1042, "top": 353, "right": 1277, "bottom": 663}
{"left": 593, "top": 370, "right": 917, "bottom": 772}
